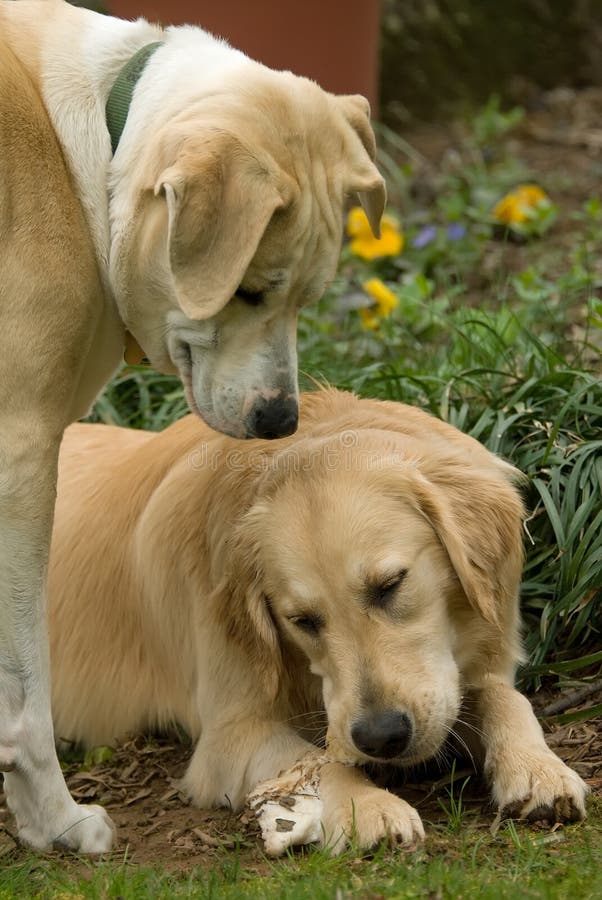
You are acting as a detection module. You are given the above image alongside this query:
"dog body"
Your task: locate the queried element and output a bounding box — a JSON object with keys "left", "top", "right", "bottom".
{"left": 48, "top": 391, "right": 587, "bottom": 852}
{"left": 0, "top": 0, "right": 383, "bottom": 850}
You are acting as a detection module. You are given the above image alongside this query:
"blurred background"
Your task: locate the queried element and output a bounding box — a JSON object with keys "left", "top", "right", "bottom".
{"left": 73, "top": 0, "right": 602, "bottom": 121}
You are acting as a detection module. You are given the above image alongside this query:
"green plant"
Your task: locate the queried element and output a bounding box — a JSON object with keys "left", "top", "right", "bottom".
{"left": 436, "top": 762, "right": 473, "bottom": 833}
{"left": 90, "top": 98, "right": 602, "bottom": 692}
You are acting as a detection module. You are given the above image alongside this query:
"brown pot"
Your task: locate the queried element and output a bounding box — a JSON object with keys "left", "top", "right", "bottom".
{"left": 108, "top": 1, "right": 381, "bottom": 108}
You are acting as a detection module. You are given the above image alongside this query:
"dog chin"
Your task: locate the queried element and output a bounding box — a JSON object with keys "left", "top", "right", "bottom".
{"left": 331, "top": 731, "right": 449, "bottom": 769}
{"left": 182, "top": 374, "right": 249, "bottom": 439}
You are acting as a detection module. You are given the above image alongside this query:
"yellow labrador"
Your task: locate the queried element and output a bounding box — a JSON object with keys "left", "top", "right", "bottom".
{"left": 0, "top": 1, "right": 384, "bottom": 851}
{"left": 48, "top": 390, "right": 587, "bottom": 854}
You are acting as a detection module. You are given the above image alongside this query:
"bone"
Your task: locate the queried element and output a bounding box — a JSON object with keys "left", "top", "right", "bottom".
{"left": 247, "top": 751, "right": 328, "bottom": 857}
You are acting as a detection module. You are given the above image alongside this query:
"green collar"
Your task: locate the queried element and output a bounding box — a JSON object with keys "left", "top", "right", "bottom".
{"left": 106, "top": 41, "right": 163, "bottom": 155}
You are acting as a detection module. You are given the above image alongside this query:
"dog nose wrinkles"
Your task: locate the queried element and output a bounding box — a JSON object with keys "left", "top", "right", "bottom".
{"left": 351, "top": 710, "right": 413, "bottom": 760}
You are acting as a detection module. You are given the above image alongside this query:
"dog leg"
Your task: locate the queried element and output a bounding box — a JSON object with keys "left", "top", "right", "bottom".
{"left": 474, "top": 679, "right": 588, "bottom": 824}
{"left": 0, "top": 434, "right": 115, "bottom": 852}
{"left": 181, "top": 718, "right": 313, "bottom": 811}
{"left": 189, "top": 714, "right": 425, "bottom": 856}
{"left": 318, "top": 761, "right": 424, "bottom": 855}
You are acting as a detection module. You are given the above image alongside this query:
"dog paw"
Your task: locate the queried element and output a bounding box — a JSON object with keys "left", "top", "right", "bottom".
{"left": 15, "top": 802, "right": 115, "bottom": 854}
{"left": 4, "top": 768, "right": 115, "bottom": 853}
{"left": 323, "top": 788, "right": 425, "bottom": 856}
{"left": 491, "top": 749, "right": 588, "bottom": 825}
{"left": 50, "top": 804, "right": 116, "bottom": 853}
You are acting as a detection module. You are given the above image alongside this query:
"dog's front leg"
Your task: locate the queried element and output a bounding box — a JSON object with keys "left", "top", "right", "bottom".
{"left": 181, "top": 718, "right": 314, "bottom": 811}
{"left": 472, "top": 677, "right": 588, "bottom": 823}
{"left": 318, "top": 761, "right": 424, "bottom": 855}
{"left": 0, "top": 432, "right": 114, "bottom": 852}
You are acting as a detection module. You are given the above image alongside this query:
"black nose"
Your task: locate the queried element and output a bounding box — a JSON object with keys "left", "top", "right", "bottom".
{"left": 249, "top": 397, "right": 298, "bottom": 440}
{"left": 351, "top": 710, "right": 413, "bottom": 760}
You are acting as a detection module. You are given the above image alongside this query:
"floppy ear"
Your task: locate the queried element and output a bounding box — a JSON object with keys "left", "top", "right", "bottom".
{"left": 217, "top": 512, "right": 283, "bottom": 699}
{"left": 337, "top": 94, "right": 387, "bottom": 237}
{"left": 155, "top": 133, "right": 287, "bottom": 320}
{"left": 403, "top": 465, "right": 525, "bottom": 630}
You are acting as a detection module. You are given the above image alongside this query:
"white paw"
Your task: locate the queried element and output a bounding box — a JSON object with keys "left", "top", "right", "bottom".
{"left": 490, "top": 748, "right": 588, "bottom": 824}
{"left": 22, "top": 802, "right": 115, "bottom": 853}
{"left": 4, "top": 770, "right": 115, "bottom": 853}
{"left": 323, "top": 788, "right": 425, "bottom": 856}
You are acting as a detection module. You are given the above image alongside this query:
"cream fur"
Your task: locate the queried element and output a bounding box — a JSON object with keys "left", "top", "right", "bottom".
{"left": 48, "top": 390, "right": 588, "bottom": 853}
{"left": 1, "top": 0, "right": 386, "bottom": 436}
{"left": 0, "top": 31, "right": 118, "bottom": 853}
{"left": 0, "top": 0, "right": 384, "bottom": 852}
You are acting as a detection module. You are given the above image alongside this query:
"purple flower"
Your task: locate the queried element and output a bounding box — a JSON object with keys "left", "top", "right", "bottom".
{"left": 412, "top": 224, "right": 437, "bottom": 249}
{"left": 447, "top": 222, "right": 466, "bottom": 241}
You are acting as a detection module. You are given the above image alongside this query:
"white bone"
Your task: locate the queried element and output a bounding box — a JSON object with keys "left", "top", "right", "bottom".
{"left": 247, "top": 751, "right": 328, "bottom": 857}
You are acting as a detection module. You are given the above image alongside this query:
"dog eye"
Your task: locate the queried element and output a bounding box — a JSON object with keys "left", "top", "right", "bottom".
{"left": 289, "top": 614, "right": 324, "bottom": 636}
{"left": 372, "top": 569, "right": 408, "bottom": 608}
{"left": 236, "top": 286, "right": 264, "bottom": 306}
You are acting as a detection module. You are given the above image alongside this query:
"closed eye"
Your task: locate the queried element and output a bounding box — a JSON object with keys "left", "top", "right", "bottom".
{"left": 236, "top": 286, "right": 264, "bottom": 306}
{"left": 288, "top": 613, "right": 324, "bottom": 636}
{"left": 370, "top": 569, "right": 408, "bottom": 609}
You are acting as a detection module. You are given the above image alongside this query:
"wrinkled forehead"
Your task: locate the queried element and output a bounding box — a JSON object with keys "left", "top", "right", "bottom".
{"left": 245, "top": 198, "right": 344, "bottom": 304}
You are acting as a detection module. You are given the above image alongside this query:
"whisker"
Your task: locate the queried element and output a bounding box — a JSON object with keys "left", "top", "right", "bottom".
{"left": 277, "top": 710, "right": 325, "bottom": 724}
{"left": 454, "top": 716, "right": 487, "bottom": 742}
{"left": 445, "top": 726, "right": 477, "bottom": 770}
{"left": 275, "top": 710, "right": 327, "bottom": 732}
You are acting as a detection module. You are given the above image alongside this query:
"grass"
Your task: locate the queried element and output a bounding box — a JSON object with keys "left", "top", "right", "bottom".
{"left": 88, "top": 100, "right": 602, "bottom": 691}
{"left": 1, "top": 801, "right": 601, "bottom": 898}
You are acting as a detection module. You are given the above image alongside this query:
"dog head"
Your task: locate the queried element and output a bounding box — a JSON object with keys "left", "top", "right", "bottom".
{"left": 223, "top": 430, "right": 524, "bottom": 767}
{"left": 110, "top": 63, "right": 384, "bottom": 439}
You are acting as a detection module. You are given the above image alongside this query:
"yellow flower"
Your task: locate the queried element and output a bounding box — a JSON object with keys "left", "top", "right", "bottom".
{"left": 492, "top": 184, "right": 550, "bottom": 225}
{"left": 359, "top": 307, "right": 381, "bottom": 330}
{"left": 347, "top": 207, "right": 403, "bottom": 259}
{"left": 362, "top": 278, "right": 399, "bottom": 316}
{"left": 516, "top": 184, "right": 547, "bottom": 205}
{"left": 359, "top": 278, "right": 399, "bottom": 331}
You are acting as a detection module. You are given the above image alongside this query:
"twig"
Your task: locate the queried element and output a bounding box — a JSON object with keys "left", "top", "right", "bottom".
{"left": 541, "top": 679, "right": 602, "bottom": 717}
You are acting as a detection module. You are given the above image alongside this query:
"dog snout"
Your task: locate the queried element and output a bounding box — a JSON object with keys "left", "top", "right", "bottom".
{"left": 248, "top": 396, "right": 298, "bottom": 440}
{"left": 351, "top": 710, "right": 413, "bottom": 760}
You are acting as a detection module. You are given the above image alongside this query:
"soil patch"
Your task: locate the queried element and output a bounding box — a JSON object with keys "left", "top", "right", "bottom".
{"left": 1, "top": 700, "right": 600, "bottom": 873}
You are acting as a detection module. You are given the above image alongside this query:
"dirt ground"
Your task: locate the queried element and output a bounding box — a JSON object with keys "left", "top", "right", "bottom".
{"left": 0, "top": 90, "right": 601, "bottom": 874}
{"left": 1, "top": 707, "right": 600, "bottom": 874}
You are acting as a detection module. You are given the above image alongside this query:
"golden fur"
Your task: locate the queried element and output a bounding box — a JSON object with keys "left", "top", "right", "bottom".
{"left": 48, "top": 390, "right": 588, "bottom": 852}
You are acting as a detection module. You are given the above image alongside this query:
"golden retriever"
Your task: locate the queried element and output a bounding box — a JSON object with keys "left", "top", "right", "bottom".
{"left": 0, "top": 0, "right": 383, "bottom": 850}
{"left": 47, "top": 390, "right": 587, "bottom": 853}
